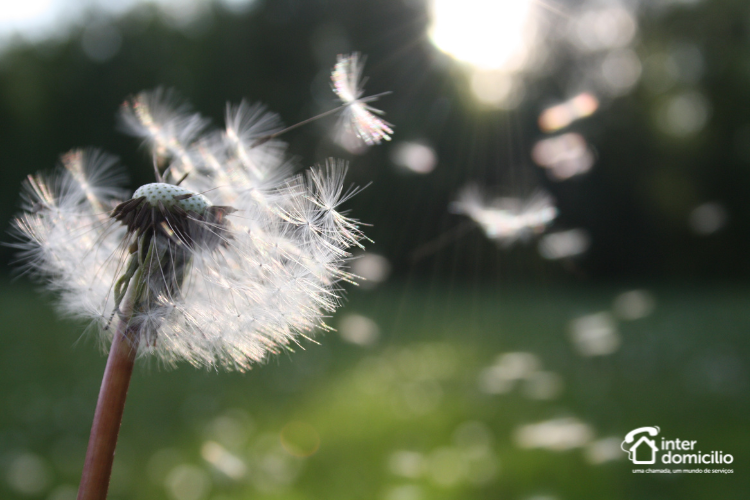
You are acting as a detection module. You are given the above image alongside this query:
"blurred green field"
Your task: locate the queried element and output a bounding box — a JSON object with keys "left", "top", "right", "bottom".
{"left": 1, "top": 280, "right": 748, "bottom": 500}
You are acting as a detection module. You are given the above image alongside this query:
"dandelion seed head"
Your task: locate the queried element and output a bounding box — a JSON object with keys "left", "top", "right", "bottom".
{"left": 132, "top": 183, "right": 211, "bottom": 214}
{"left": 12, "top": 87, "right": 379, "bottom": 371}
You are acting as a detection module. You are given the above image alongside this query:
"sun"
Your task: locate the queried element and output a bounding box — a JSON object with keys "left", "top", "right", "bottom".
{"left": 428, "top": 0, "right": 538, "bottom": 72}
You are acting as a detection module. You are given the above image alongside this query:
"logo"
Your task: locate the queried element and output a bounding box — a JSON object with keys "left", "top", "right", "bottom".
{"left": 622, "top": 426, "right": 734, "bottom": 472}
{"left": 621, "top": 426, "right": 660, "bottom": 464}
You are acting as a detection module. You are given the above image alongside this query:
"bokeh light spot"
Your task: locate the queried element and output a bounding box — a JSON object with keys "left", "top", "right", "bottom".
{"left": 164, "top": 464, "right": 210, "bottom": 500}
{"left": 688, "top": 202, "right": 727, "bottom": 235}
{"left": 600, "top": 49, "right": 642, "bottom": 95}
{"left": 47, "top": 485, "right": 78, "bottom": 500}
{"left": 538, "top": 93, "right": 599, "bottom": 133}
{"left": 470, "top": 69, "right": 525, "bottom": 108}
{"left": 571, "top": 6, "right": 637, "bottom": 52}
{"left": 612, "top": 290, "right": 656, "bottom": 321}
{"left": 390, "top": 141, "right": 437, "bottom": 174}
{"left": 428, "top": 447, "right": 468, "bottom": 487}
{"left": 388, "top": 450, "right": 425, "bottom": 478}
{"left": 569, "top": 312, "right": 620, "bottom": 356}
{"left": 338, "top": 313, "right": 380, "bottom": 346}
{"left": 384, "top": 485, "right": 424, "bottom": 500}
{"left": 514, "top": 418, "right": 593, "bottom": 451}
{"left": 522, "top": 371, "right": 564, "bottom": 400}
{"left": 205, "top": 410, "right": 253, "bottom": 449}
{"left": 6, "top": 453, "right": 50, "bottom": 495}
{"left": 538, "top": 229, "right": 591, "bottom": 260}
{"left": 351, "top": 253, "right": 391, "bottom": 288}
{"left": 532, "top": 133, "right": 594, "bottom": 181}
{"left": 280, "top": 421, "right": 320, "bottom": 457}
{"left": 585, "top": 437, "right": 625, "bottom": 465}
{"left": 201, "top": 441, "right": 247, "bottom": 480}
{"left": 657, "top": 90, "right": 711, "bottom": 137}
{"left": 81, "top": 22, "right": 122, "bottom": 62}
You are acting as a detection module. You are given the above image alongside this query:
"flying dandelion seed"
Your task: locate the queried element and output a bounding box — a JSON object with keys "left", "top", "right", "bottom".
{"left": 450, "top": 185, "right": 557, "bottom": 246}
{"left": 331, "top": 52, "right": 394, "bottom": 146}
{"left": 538, "top": 229, "right": 591, "bottom": 260}
{"left": 10, "top": 54, "right": 390, "bottom": 499}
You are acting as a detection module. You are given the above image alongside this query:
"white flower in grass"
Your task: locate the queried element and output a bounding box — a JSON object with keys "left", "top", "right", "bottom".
{"left": 11, "top": 90, "right": 369, "bottom": 371}
{"left": 331, "top": 52, "right": 394, "bottom": 146}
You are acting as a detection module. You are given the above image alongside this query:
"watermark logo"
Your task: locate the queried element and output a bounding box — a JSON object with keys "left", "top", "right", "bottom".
{"left": 622, "top": 426, "right": 734, "bottom": 473}
{"left": 621, "top": 426, "right": 660, "bottom": 464}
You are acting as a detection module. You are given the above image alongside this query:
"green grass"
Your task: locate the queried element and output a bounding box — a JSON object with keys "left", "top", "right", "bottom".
{"left": 0, "top": 280, "right": 748, "bottom": 499}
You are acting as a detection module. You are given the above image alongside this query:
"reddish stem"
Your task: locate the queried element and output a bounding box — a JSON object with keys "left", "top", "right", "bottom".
{"left": 77, "top": 323, "right": 139, "bottom": 500}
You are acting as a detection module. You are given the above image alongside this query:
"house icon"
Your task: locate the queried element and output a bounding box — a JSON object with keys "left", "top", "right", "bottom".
{"left": 631, "top": 435, "right": 659, "bottom": 464}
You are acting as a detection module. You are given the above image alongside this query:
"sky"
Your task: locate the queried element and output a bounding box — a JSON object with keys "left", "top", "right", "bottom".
{"left": 0, "top": 0, "right": 257, "bottom": 46}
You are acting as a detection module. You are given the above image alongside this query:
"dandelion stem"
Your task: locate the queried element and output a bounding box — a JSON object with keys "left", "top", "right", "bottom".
{"left": 77, "top": 320, "right": 140, "bottom": 500}
{"left": 251, "top": 90, "right": 392, "bottom": 148}
{"left": 251, "top": 105, "right": 346, "bottom": 148}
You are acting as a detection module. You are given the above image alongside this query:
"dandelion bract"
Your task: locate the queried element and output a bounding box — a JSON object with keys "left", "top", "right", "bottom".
{"left": 12, "top": 90, "right": 372, "bottom": 371}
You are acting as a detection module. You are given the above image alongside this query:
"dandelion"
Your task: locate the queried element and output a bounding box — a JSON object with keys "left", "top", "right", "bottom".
{"left": 15, "top": 98, "right": 365, "bottom": 370}
{"left": 331, "top": 52, "right": 394, "bottom": 146}
{"left": 450, "top": 185, "right": 557, "bottom": 246}
{"left": 11, "top": 54, "right": 390, "bottom": 499}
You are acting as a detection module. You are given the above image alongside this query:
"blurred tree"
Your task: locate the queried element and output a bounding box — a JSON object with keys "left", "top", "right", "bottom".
{"left": 1, "top": 0, "right": 749, "bottom": 282}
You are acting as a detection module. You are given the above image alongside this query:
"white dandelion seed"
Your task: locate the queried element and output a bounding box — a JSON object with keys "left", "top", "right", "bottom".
{"left": 331, "top": 52, "right": 394, "bottom": 146}
{"left": 118, "top": 87, "right": 210, "bottom": 178}
{"left": 451, "top": 185, "right": 558, "bottom": 246}
{"left": 12, "top": 89, "right": 371, "bottom": 372}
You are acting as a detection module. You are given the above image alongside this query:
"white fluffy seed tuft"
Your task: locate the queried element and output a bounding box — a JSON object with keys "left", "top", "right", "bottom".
{"left": 12, "top": 89, "right": 373, "bottom": 372}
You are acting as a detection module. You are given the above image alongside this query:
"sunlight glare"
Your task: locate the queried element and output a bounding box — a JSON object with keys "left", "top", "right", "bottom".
{"left": 0, "top": 0, "right": 57, "bottom": 40}
{"left": 429, "top": 0, "right": 537, "bottom": 71}
{"left": 0, "top": 0, "right": 54, "bottom": 25}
